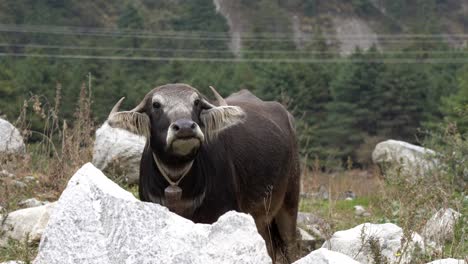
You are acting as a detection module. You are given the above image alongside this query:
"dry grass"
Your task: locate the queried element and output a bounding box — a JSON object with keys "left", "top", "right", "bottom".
{"left": 0, "top": 78, "right": 96, "bottom": 262}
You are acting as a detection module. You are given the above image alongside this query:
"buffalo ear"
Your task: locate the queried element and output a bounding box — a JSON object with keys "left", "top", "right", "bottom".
{"left": 107, "top": 97, "right": 151, "bottom": 138}
{"left": 200, "top": 102, "right": 246, "bottom": 141}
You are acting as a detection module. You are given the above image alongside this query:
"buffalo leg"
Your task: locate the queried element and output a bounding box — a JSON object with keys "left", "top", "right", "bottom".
{"left": 275, "top": 173, "right": 300, "bottom": 263}
{"left": 254, "top": 217, "right": 276, "bottom": 262}
{"left": 275, "top": 206, "right": 298, "bottom": 263}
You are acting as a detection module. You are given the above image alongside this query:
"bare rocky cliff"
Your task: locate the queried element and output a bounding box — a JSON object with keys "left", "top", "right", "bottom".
{"left": 213, "top": 0, "right": 467, "bottom": 55}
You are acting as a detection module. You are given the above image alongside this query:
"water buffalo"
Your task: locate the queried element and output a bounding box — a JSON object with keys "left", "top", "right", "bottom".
{"left": 107, "top": 83, "right": 300, "bottom": 263}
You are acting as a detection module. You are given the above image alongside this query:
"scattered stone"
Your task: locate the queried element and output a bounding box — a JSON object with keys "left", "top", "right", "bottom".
{"left": 18, "top": 198, "right": 47, "bottom": 208}
{"left": 322, "top": 222, "right": 424, "bottom": 264}
{"left": 422, "top": 208, "right": 462, "bottom": 245}
{"left": 23, "top": 176, "right": 36, "bottom": 183}
{"left": 0, "top": 118, "right": 26, "bottom": 156}
{"left": 297, "top": 212, "right": 329, "bottom": 240}
{"left": 293, "top": 248, "right": 360, "bottom": 264}
{"left": 354, "top": 205, "right": 366, "bottom": 216}
{"left": 372, "top": 139, "right": 437, "bottom": 177}
{"left": 92, "top": 122, "right": 146, "bottom": 184}
{"left": 426, "top": 258, "right": 466, "bottom": 264}
{"left": 340, "top": 190, "right": 356, "bottom": 200}
{"left": 34, "top": 163, "right": 270, "bottom": 264}
{"left": 12, "top": 180, "right": 27, "bottom": 189}
{"left": 0, "top": 169, "right": 15, "bottom": 178}
{"left": 362, "top": 212, "right": 372, "bottom": 217}
{"left": 316, "top": 185, "right": 329, "bottom": 200}
{"left": 0, "top": 202, "right": 56, "bottom": 247}
{"left": 297, "top": 227, "right": 317, "bottom": 255}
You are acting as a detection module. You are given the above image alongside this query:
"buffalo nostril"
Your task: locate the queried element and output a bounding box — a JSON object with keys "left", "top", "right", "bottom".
{"left": 190, "top": 123, "right": 196, "bottom": 129}
{"left": 173, "top": 124, "right": 180, "bottom": 131}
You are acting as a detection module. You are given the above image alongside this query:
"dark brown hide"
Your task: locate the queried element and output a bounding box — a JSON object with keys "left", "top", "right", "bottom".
{"left": 110, "top": 84, "right": 300, "bottom": 263}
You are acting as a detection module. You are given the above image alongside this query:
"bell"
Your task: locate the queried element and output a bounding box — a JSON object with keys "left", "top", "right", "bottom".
{"left": 164, "top": 185, "right": 183, "bottom": 215}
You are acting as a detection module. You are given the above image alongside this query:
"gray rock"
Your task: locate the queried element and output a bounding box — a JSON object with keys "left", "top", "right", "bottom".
{"left": 297, "top": 227, "right": 317, "bottom": 255}
{"left": 293, "top": 248, "right": 360, "bottom": 264}
{"left": 0, "top": 202, "right": 56, "bottom": 247}
{"left": 372, "top": 139, "right": 437, "bottom": 177}
{"left": 0, "top": 118, "right": 25, "bottom": 156}
{"left": 297, "top": 212, "right": 329, "bottom": 240}
{"left": 23, "top": 176, "right": 37, "bottom": 183}
{"left": 422, "top": 208, "right": 462, "bottom": 245}
{"left": 0, "top": 169, "right": 15, "bottom": 178}
{"left": 34, "top": 163, "right": 270, "bottom": 264}
{"left": 426, "top": 258, "right": 466, "bottom": 264}
{"left": 18, "top": 198, "right": 47, "bottom": 208}
{"left": 322, "top": 222, "right": 424, "bottom": 264}
{"left": 92, "top": 122, "right": 146, "bottom": 184}
{"left": 316, "top": 185, "right": 329, "bottom": 200}
{"left": 354, "top": 205, "right": 366, "bottom": 216}
{"left": 12, "top": 180, "right": 27, "bottom": 189}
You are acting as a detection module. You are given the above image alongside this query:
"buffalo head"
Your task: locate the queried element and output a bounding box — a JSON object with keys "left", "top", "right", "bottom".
{"left": 107, "top": 83, "right": 245, "bottom": 184}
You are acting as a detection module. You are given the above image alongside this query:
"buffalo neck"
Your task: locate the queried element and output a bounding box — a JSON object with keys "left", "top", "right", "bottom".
{"left": 152, "top": 152, "right": 193, "bottom": 186}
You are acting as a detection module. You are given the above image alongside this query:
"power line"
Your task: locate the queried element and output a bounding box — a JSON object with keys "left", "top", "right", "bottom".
{"left": 1, "top": 24, "right": 468, "bottom": 39}
{"left": 1, "top": 24, "right": 468, "bottom": 42}
{"left": 1, "top": 43, "right": 467, "bottom": 55}
{"left": 1, "top": 52, "right": 468, "bottom": 64}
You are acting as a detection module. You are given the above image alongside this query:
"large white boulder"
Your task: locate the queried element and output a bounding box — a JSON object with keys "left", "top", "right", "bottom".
{"left": 0, "top": 202, "right": 56, "bottom": 247}
{"left": 372, "top": 139, "right": 438, "bottom": 177}
{"left": 426, "top": 258, "right": 466, "bottom": 264}
{"left": 422, "top": 208, "right": 462, "bottom": 245}
{"left": 293, "top": 248, "right": 360, "bottom": 264}
{"left": 0, "top": 118, "right": 25, "bottom": 156}
{"left": 427, "top": 258, "right": 468, "bottom": 264}
{"left": 92, "top": 122, "right": 146, "bottom": 184}
{"left": 322, "top": 223, "right": 424, "bottom": 264}
{"left": 34, "top": 163, "right": 270, "bottom": 264}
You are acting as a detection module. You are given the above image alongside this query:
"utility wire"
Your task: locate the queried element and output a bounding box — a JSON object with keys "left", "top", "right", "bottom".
{"left": 1, "top": 52, "right": 468, "bottom": 64}
{"left": 1, "top": 24, "right": 468, "bottom": 39}
{"left": 0, "top": 43, "right": 466, "bottom": 55}
{"left": 1, "top": 24, "right": 468, "bottom": 42}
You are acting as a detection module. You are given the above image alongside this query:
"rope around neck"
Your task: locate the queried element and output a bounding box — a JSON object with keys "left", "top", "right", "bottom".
{"left": 152, "top": 152, "right": 193, "bottom": 186}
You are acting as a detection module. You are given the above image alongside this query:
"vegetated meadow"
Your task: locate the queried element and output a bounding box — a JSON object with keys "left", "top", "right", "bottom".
{"left": 0, "top": 82, "right": 466, "bottom": 263}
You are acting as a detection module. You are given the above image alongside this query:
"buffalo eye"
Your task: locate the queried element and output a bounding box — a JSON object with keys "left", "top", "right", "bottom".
{"left": 194, "top": 99, "right": 200, "bottom": 106}
{"left": 152, "top": 101, "right": 161, "bottom": 109}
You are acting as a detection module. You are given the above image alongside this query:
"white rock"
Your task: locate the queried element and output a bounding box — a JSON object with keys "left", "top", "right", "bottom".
{"left": 297, "top": 212, "right": 328, "bottom": 240}
{"left": 372, "top": 139, "right": 437, "bottom": 177}
{"left": 298, "top": 227, "right": 316, "bottom": 241}
{"left": 426, "top": 258, "right": 466, "bottom": 264}
{"left": 0, "top": 169, "right": 15, "bottom": 178}
{"left": 422, "top": 208, "right": 462, "bottom": 245}
{"left": 34, "top": 163, "right": 270, "bottom": 264}
{"left": 293, "top": 248, "right": 360, "bottom": 264}
{"left": 0, "top": 118, "right": 25, "bottom": 155}
{"left": 18, "top": 198, "right": 47, "bottom": 208}
{"left": 23, "top": 176, "right": 36, "bottom": 183}
{"left": 0, "top": 202, "right": 56, "bottom": 247}
{"left": 12, "top": 180, "right": 27, "bottom": 189}
{"left": 92, "top": 122, "right": 146, "bottom": 184}
{"left": 0, "top": 261, "right": 25, "bottom": 264}
{"left": 322, "top": 223, "right": 424, "bottom": 264}
{"left": 354, "top": 205, "right": 366, "bottom": 216}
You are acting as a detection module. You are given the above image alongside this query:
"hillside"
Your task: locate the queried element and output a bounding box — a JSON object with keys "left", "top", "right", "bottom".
{"left": 0, "top": 0, "right": 467, "bottom": 163}
{"left": 215, "top": 0, "right": 468, "bottom": 54}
